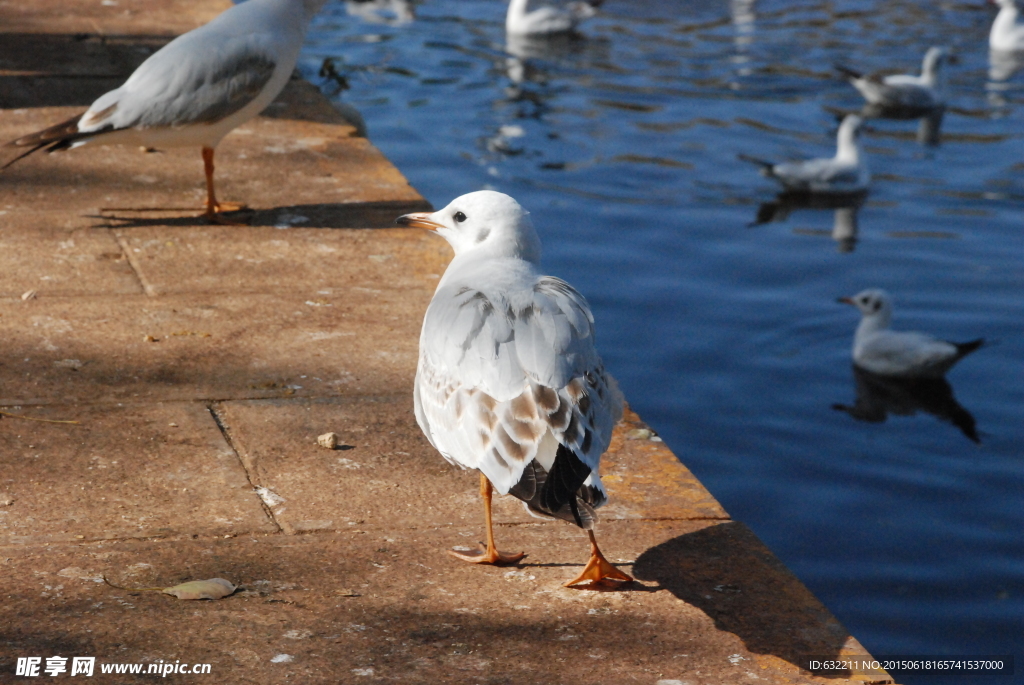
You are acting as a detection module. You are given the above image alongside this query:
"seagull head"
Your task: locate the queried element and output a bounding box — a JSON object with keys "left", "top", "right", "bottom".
{"left": 922, "top": 46, "right": 952, "bottom": 75}
{"left": 396, "top": 190, "right": 542, "bottom": 262}
{"left": 838, "top": 288, "right": 892, "bottom": 326}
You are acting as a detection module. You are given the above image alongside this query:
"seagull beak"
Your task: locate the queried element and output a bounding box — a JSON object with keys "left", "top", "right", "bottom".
{"left": 837, "top": 296, "right": 855, "bottom": 305}
{"left": 396, "top": 212, "right": 444, "bottom": 231}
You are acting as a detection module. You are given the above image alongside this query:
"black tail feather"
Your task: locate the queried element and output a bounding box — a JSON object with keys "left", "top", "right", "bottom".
{"left": 737, "top": 153, "right": 775, "bottom": 170}
{"left": 954, "top": 338, "right": 984, "bottom": 360}
{"left": 508, "top": 444, "right": 601, "bottom": 530}
{"left": 835, "top": 63, "right": 862, "bottom": 80}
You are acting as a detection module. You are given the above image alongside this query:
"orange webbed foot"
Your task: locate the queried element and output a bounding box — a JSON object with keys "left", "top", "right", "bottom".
{"left": 447, "top": 542, "right": 526, "bottom": 565}
{"left": 563, "top": 552, "right": 633, "bottom": 588}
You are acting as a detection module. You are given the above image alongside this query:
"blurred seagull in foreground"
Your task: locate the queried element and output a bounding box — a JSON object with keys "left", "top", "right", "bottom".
{"left": 1, "top": 0, "right": 328, "bottom": 222}
{"left": 836, "top": 47, "right": 950, "bottom": 111}
{"left": 739, "top": 114, "right": 869, "bottom": 194}
{"left": 506, "top": 0, "right": 602, "bottom": 36}
{"left": 397, "top": 191, "right": 632, "bottom": 588}
{"left": 838, "top": 289, "right": 984, "bottom": 378}
{"left": 991, "top": 0, "right": 1024, "bottom": 51}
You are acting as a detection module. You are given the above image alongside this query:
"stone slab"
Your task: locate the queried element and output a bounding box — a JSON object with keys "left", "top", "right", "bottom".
{"left": 0, "top": 402, "right": 274, "bottom": 546}
{"left": 215, "top": 398, "right": 728, "bottom": 536}
{"left": 0, "top": 105, "right": 426, "bottom": 219}
{"left": 112, "top": 225, "right": 450, "bottom": 296}
{"left": 0, "top": 291, "right": 429, "bottom": 405}
{"left": 0, "top": 212, "right": 143, "bottom": 298}
{"left": 0, "top": 523, "right": 889, "bottom": 685}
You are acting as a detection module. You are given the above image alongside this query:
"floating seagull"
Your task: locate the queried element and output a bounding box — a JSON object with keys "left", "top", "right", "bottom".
{"left": 838, "top": 288, "right": 984, "bottom": 378}
{"left": 990, "top": 0, "right": 1024, "bottom": 52}
{"left": 506, "top": 0, "right": 602, "bottom": 36}
{"left": 398, "top": 190, "right": 632, "bottom": 588}
{"left": 1, "top": 0, "right": 328, "bottom": 222}
{"left": 836, "top": 47, "right": 950, "bottom": 111}
{"left": 739, "top": 114, "right": 869, "bottom": 194}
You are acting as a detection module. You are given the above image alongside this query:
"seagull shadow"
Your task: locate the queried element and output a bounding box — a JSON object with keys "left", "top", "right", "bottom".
{"left": 633, "top": 521, "right": 862, "bottom": 678}
{"left": 86, "top": 200, "right": 432, "bottom": 230}
{"left": 832, "top": 364, "right": 980, "bottom": 443}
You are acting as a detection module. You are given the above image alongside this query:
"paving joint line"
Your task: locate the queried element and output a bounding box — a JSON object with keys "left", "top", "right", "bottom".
{"left": 206, "top": 400, "right": 284, "bottom": 534}
{"left": 112, "top": 230, "right": 155, "bottom": 296}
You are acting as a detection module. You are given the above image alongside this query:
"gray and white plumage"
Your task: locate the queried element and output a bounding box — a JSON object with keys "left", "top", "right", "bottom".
{"left": 404, "top": 191, "right": 622, "bottom": 529}
{"left": 836, "top": 47, "right": 949, "bottom": 111}
{"left": 2, "top": 0, "right": 327, "bottom": 166}
{"left": 991, "top": 0, "right": 1024, "bottom": 52}
{"left": 839, "top": 288, "right": 983, "bottom": 378}
{"left": 740, "top": 114, "right": 869, "bottom": 194}
{"left": 506, "top": 0, "right": 601, "bottom": 36}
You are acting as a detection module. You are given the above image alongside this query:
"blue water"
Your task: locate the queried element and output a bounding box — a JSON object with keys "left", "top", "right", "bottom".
{"left": 300, "top": 1, "right": 1024, "bottom": 680}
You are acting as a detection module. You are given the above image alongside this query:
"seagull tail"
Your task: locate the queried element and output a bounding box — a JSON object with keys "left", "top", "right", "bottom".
{"left": 835, "top": 63, "right": 863, "bottom": 80}
{"left": 737, "top": 153, "right": 776, "bottom": 177}
{"left": 1, "top": 112, "right": 92, "bottom": 170}
{"left": 509, "top": 445, "right": 602, "bottom": 530}
{"left": 953, "top": 338, "right": 985, "bottom": 360}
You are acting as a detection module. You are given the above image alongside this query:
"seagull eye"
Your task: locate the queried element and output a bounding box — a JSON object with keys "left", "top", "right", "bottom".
{"left": 453, "top": 211, "right": 467, "bottom": 223}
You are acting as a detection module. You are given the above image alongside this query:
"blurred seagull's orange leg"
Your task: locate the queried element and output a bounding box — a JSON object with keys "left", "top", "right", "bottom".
{"left": 564, "top": 529, "right": 633, "bottom": 588}
{"left": 202, "top": 146, "right": 247, "bottom": 223}
{"left": 448, "top": 472, "right": 526, "bottom": 565}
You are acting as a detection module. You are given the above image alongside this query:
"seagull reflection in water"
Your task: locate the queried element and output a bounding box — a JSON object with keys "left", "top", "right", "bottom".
{"left": 344, "top": 0, "right": 415, "bottom": 25}
{"left": 749, "top": 189, "right": 866, "bottom": 253}
{"left": 833, "top": 365, "right": 979, "bottom": 444}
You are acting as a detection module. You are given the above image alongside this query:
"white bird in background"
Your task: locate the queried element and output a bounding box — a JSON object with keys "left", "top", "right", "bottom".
{"left": 838, "top": 289, "right": 984, "bottom": 378}
{"left": 506, "top": 0, "right": 602, "bottom": 36}
{"left": 739, "top": 114, "right": 869, "bottom": 194}
{"left": 836, "top": 46, "right": 951, "bottom": 111}
{"left": 990, "top": 0, "right": 1024, "bottom": 52}
{"left": 397, "top": 191, "right": 632, "bottom": 588}
{"left": 1, "top": 0, "right": 329, "bottom": 222}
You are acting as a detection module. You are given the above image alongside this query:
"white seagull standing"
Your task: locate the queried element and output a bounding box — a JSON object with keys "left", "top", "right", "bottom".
{"left": 506, "top": 0, "right": 602, "bottom": 36}
{"left": 836, "top": 47, "right": 950, "bottom": 111}
{"left": 838, "top": 289, "right": 984, "bottom": 378}
{"left": 739, "top": 114, "right": 869, "bottom": 194}
{"left": 397, "top": 191, "right": 632, "bottom": 588}
{"left": 1, "top": 0, "right": 329, "bottom": 222}
{"left": 990, "top": 0, "right": 1024, "bottom": 52}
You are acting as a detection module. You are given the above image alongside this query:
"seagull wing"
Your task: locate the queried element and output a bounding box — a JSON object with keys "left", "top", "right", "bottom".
{"left": 857, "top": 331, "right": 959, "bottom": 376}
{"left": 83, "top": 31, "right": 280, "bottom": 132}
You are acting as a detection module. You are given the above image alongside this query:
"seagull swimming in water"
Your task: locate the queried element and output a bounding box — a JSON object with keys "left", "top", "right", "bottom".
{"left": 990, "top": 0, "right": 1024, "bottom": 52}
{"left": 739, "top": 114, "right": 869, "bottom": 194}
{"left": 397, "top": 190, "right": 632, "bottom": 588}
{"left": 838, "top": 288, "right": 984, "bottom": 378}
{"left": 836, "top": 47, "right": 950, "bottom": 111}
{"left": 1, "top": 0, "right": 329, "bottom": 222}
{"left": 506, "top": 0, "right": 602, "bottom": 36}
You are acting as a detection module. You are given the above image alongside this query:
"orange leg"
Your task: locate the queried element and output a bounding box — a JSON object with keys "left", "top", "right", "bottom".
{"left": 563, "top": 529, "right": 633, "bottom": 588}
{"left": 448, "top": 472, "right": 526, "bottom": 565}
{"left": 202, "top": 146, "right": 247, "bottom": 223}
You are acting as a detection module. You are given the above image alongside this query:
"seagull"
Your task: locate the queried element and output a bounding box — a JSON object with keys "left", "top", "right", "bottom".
{"left": 506, "top": 0, "right": 602, "bottom": 36}
{"left": 739, "top": 114, "right": 869, "bottom": 194}
{"left": 397, "top": 190, "right": 632, "bottom": 588}
{"left": 1, "top": 0, "right": 329, "bottom": 222}
{"left": 836, "top": 47, "right": 950, "bottom": 111}
{"left": 838, "top": 288, "right": 984, "bottom": 378}
{"left": 991, "top": 0, "right": 1024, "bottom": 52}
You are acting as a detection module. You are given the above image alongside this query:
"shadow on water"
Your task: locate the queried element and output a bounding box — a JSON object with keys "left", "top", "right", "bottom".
{"left": 832, "top": 364, "right": 979, "bottom": 444}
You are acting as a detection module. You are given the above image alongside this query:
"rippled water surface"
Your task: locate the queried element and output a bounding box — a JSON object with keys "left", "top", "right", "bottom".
{"left": 301, "top": 0, "right": 1023, "bottom": 678}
